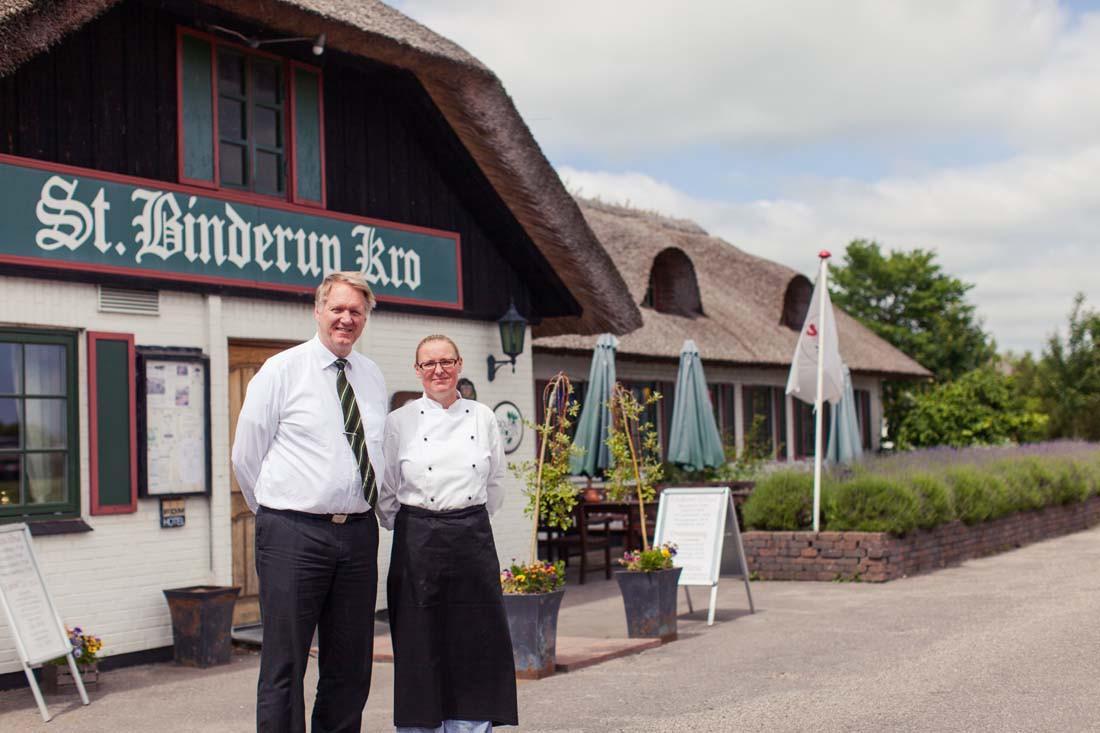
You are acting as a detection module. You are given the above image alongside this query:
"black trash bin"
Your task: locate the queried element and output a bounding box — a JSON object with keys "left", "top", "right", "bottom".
{"left": 163, "top": 585, "right": 241, "bottom": 668}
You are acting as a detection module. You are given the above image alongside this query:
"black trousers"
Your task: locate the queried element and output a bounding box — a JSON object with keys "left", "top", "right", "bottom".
{"left": 255, "top": 507, "right": 379, "bottom": 733}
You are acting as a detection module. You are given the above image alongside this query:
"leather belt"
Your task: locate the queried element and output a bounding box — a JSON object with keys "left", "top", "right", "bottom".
{"left": 261, "top": 506, "right": 374, "bottom": 524}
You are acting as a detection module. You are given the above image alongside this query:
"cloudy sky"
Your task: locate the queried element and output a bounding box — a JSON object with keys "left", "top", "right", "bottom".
{"left": 393, "top": 0, "right": 1100, "bottom": 354}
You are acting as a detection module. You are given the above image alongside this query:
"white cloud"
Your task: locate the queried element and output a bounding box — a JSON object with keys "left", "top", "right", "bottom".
{"left": 558, "top": 149, "right": 1100, "bottom": 353}
{"left": 398, "top": 0, "right": 1100, "bottom": 155}
{"left": 392, "top": 0, "right": 1100, "bottom": 353}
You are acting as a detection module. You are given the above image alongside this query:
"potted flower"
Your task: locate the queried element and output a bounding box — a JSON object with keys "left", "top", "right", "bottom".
{"left": 605, "top": 383, "right": 682, "bottom": 641}
{"left": 41, "top": 626, "right": 103, "bottom": 693}
{"left": 504, "top": 372, "right": 582, "bottom": 678}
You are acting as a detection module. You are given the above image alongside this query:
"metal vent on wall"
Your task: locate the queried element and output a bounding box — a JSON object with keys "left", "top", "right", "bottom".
{"left": 98, "top": 286, "right": 160, "bottom": 315}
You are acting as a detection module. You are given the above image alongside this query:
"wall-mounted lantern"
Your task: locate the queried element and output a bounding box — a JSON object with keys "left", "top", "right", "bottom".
{"left": 487, "top": 302, "right": 527, "bottom": 381}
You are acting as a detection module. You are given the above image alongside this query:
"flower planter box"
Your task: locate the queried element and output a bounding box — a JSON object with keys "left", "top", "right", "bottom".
{"left": 163, "top": 585, "right": 240, "bottom": 668}
{"left": 39, "top": 662, "right": 98, "bottom": 694}
{"left": 502, "top": 588, "right": 565, "bottom": 679}
{"left": 615, "top": 567, "right": 682, "bottom": 642}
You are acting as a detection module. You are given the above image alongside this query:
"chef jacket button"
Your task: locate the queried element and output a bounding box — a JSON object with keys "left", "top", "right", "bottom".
{"left": 470, "top": 435, "right": 474, "bottom": 440}
{"left": 423, "top": 437, "right": 428, "bottom": 441}
{"left": 430, "top": 497, "right": 435, "bottom": 502}
{"left": 420, "top": 410, "right": 424, "bottom": 415}
{"left": 467, "top": 496, "right": 472, "bottom": 500}
{"left": 465, "top": 409, "right": 470, "bottom": 413}
{"left": 428, "top": 466, "right": 432, "bottom": 471}
{"left": 472, "top": 464, "right": 476, "bottom": 468}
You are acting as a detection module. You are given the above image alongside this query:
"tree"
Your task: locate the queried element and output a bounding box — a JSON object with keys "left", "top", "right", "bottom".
{"left": 1030, "top": 294, "right": 1100, "bottom": 440}
{"left": 830, "top": 240, "right": 997, "bottom": 439}
{"left": 896, "top": 367, "right": 1047, "bottom": 448}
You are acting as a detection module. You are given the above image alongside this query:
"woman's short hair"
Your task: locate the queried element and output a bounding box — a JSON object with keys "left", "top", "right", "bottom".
{"left": 415, "top": 334, "right": 462, "bottom": 364}
{"left": 315, "top": 272, "right": 376, "bottom": 311}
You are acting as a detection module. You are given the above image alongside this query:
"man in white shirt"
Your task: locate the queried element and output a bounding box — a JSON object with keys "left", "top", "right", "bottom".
{"left": 232, "top": 272, "right": 387, "bottom": 733}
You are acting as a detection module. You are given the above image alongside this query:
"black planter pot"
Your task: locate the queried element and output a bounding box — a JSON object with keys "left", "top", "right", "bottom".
{"left": 502, "top": 588, "right": 565, "bottom": 679}
{"left": 163, "top": 585, "right": 241, "bottom": 668}
{"left": 615, "top": 567, "right": 682, "bottom": 642}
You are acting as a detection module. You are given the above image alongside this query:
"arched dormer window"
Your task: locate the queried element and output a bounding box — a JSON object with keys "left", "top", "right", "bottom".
{"left": 642, "top": 248, "right": 703, "bottom": 317}
{"left": 781, "top": 275, "right": 813, "bottom": 330}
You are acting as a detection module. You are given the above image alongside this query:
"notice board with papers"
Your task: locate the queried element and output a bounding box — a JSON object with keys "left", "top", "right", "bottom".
{"left": 137, "top": 347, "right": 212, "bottom": 497}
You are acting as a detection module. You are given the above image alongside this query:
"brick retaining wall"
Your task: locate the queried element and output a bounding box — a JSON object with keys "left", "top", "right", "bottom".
{"left": 743, "top": 494, "right": 1100, "bottom": 582}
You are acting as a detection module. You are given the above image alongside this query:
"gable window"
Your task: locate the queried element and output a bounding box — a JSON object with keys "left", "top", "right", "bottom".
{"left": 217, "top": 49, "right": 285, "bottom": 195}
{"left": 0, "top": 330, "right": 79, "bottom": 521}
{"left": 781, "top": 275, "right": 812, "bottom": 330}
{"left": 177, "top": 28, "right": 325, "bottom": 206}
{"left": 642, "top": 248, "right": 704, "bottom": 317}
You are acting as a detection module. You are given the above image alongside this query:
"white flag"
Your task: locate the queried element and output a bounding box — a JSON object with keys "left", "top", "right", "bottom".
{"left": 786, "top": 270, "right": 844, "bottom": 405}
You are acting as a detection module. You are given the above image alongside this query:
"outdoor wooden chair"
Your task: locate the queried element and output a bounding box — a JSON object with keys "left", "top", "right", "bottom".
{"left": 543, "top": 504, "right": 613, "bottom": 584}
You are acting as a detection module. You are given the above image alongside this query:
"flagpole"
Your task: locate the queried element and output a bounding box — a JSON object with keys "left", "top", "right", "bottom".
{"left": 813, "top": 251, "right": 830, "bottom": 533}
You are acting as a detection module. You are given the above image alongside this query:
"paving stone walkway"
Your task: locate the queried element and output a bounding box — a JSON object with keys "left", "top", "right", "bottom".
{"left": 1, "top": 524, "right": 1098, "bottom": 731}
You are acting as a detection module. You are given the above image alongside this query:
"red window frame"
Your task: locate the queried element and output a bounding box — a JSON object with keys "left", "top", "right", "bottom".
{"left": 175, "top": 27, "right": 326, "bottom": 209}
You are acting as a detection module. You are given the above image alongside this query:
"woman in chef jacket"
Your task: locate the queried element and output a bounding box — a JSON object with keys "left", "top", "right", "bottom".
{"left": 379, "top": 334, "right": 518, "bottom": 732}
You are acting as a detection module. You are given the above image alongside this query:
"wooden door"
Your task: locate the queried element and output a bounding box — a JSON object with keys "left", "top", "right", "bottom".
{"left": 228, "top": 339, "right": 297, "bottom": 626}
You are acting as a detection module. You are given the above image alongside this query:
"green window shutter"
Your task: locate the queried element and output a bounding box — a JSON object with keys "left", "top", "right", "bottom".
{"left": 89, "top": 333, "right": 137, "bottom": 514}
{"left": 292, "top": 65, "right": 324, "bottom": 205}
{"left": 179, "top": 33, "right": 216, "bottom": 185}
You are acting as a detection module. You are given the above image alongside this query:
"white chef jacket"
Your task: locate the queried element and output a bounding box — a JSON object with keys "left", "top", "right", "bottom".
{"left": 378, "top": 394, "right": 505, "bottom": 530}
{"left": 231, "top": 335, "right": 387, "bottom": 515}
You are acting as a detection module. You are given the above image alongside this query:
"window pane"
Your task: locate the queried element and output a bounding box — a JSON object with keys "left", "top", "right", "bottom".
{"left": 0, "top": 343, "right": 21, "bottom": 394}
{"left": 26, "top": 398, "right": 66, "bottom": 449}
{"left": 218, "top": 50, "right": 244, "bottom": 96}
{"left": 252, "top": 61, "right": 281, "bottom": 105}
{"left": 0, "top": 455, "right": 19, "bottom": 506}
{"left": 254, "top": 106, "right": 281, "bottom": 148}
{"left": 25, "top": 344, "right": 64, "bottom": 395}
{"left": 0, "top": 398, "right": 19, "bottom": 449}
{"left": 220, "top": 142, "right": 247, "bottom": 187}
{"left": 254, "top": 151, "right": 283, "bottom": 195}
{"left": 219, "top": 98, "right": 245, "bottom": 142}
{"left": 26, "top": 453, "right": 65, "bottom": 504}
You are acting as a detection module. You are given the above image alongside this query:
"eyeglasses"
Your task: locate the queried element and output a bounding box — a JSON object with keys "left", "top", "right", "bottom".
{"left": 416, "top": 358, "right": 459, "bottom": 372}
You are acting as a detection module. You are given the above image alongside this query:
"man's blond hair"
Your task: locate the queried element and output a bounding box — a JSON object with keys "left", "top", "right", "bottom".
{"left": 314, "top": 272, "right": 376, "bottom": 311}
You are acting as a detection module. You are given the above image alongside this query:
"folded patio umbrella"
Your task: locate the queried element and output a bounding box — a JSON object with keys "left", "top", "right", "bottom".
{"left": 569, "top": 333, "right": 618, "bottom": 476}
{"left": 826, "top": 365, "right": 864, "bottom": 465}
{"left": 667, "top": 339, "right": 726, "bottom": 471}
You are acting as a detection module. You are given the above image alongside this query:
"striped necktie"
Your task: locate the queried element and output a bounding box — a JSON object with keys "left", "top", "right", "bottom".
{"left": 334, "top": 358, "right": 377, "bottom": 507}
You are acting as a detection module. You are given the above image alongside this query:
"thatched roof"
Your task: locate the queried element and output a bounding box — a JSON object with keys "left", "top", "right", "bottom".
{"left": 535, "top": 200, "right": 931, "bottom": 379}
{"left": 0, "top": 0, "right": 641, "bottom": 337}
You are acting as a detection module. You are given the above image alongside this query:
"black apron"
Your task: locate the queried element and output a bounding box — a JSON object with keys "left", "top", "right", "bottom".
{"left": 388, "top": 503, "right": 518, "bottom": 728}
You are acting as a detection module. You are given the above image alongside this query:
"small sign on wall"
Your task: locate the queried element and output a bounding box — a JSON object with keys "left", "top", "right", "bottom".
{"left": 160, "top": 497, "right": 186, "bottom": 529}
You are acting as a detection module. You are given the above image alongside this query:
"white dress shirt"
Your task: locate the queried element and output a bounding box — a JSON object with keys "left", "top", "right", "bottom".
{"left": 231, "top": 335, "right": 387, "bottom": 514}
{"left": 378, "top": 394, "right": 505, "bottom": 530}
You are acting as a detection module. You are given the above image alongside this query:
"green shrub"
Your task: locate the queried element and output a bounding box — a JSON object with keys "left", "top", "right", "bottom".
{"left": 983, "top": 472, "right": 1012, "bottom": 519}
{"left": 1050, "top": 460, "right": 1089, "bottom": 505}
{"left": 992, "top": 460, "right": 1045, "bottom": 515}
{"left": 1083, "top": 456, "right": 1100, "bottom": 496}
{"left": 907, "top": 474, "right": 955, "bottom": 529}
{"left": 742, "top": 471, "right": 814, "bottom": 530}
{"left": 946, "top": 467, "right": 998, "bottom": 525}
{"left": 826, "top": 476, "right": 919, "bottom": 534}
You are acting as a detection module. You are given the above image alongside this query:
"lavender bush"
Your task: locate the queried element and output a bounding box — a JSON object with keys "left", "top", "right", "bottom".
{"left": 743, "top": 441, "right": 1100, "bottom": 533}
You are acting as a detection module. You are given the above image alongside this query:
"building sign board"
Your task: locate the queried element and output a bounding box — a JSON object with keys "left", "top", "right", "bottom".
{"left": 0, "top": 155, "right": 462, "bottom": 308}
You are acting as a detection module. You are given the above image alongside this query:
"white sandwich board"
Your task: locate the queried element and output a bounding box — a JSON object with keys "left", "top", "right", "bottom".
{"left": 0, "top": 523, "right": 90, "bottom": 721}
{"left": 653, "top": 487, "right": 755, "bottom": 625}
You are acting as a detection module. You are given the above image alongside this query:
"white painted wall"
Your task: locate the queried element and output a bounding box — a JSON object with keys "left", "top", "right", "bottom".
{"left": 0, "top": 274, "right": 535, "bottom": 674}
